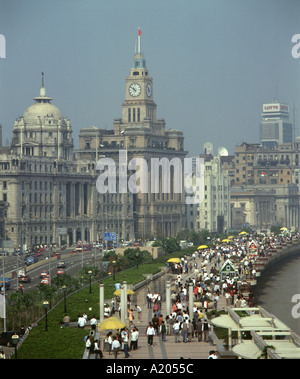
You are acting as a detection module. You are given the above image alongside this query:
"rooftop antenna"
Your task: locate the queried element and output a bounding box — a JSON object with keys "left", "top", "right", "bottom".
{"left": 138, "top": 27, "right": 142, "bottom": 54}
{"left": 274, "top": 85, "right": 279, "bottom": 102}
{"left": 42, "top": 72, "right": 44, "bottom": 87}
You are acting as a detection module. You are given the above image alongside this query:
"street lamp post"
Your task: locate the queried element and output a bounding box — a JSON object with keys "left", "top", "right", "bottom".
{"left": 43, "top": 301, "right": 49, "bottom": 331}
{"left": 12, "top": 334, "right": 19, "bottom": 359}
{"left": 62, "top": 285, "right": 67, "bottom": 313}
{"left": 136, "top": 251, "right": 139, "bottom": 269}
{"left": 88, "top": 270, "right": 92, "bottom": 294}
{"left": 112, "top": 260, "right": 116, "bottom": 281}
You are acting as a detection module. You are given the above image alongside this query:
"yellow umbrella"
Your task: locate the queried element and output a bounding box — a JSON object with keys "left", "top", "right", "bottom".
{"left": 197, "top": 245, "right": 208, "bottom": 249}
{"left": 113, "top": 288, "right": 135, "bottom": 296}
{"left": 280, "top": 227, "right": 288, "bottom": 231}
{"left": 228, "top": 235, "right": 234, "bottom": 239}
{"left": 167, "top": 257, "right": 181, "bottom": 263}
{"left": 239, "top": 231, "right": 247, "bottom": 235}
{"left": 222, "top": 239, "right": 230, "bottom": 243}
{"left": 97, "top": 316, "right": 126, "bottom": 330}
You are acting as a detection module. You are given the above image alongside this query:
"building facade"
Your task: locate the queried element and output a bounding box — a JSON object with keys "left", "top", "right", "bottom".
{"left": 260, "top": 102, "right": 293, "bottom": 148}
{"left": 187, "top": 152, "right": 231, "bottom": 233}
{"left": 76, "top": 39, "right": 187, "bottom": 240}
{"left": 0, "top": 34, "right": 187, "bottom": 249}
{"left": 224, "top": 140, "right": 300, "bottom": 230}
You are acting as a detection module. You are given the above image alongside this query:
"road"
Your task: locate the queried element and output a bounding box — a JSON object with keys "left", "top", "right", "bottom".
{"left": 0, "top": 247, "right": 103, "bottom": 294}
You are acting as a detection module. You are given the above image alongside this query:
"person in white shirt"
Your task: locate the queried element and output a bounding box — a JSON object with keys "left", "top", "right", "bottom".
{"left": 130, "top": 327, "right": 139, "bottom": 350}
{"left": 134, "top": 304, "right": 142, "bottom": 323}
{"left": 111, "top": 336, "right": 121, "bottom": 359}
{"left": 90, "top": 316, "right": 97, "bottom": 330}
{"left": 78, "top": 315, "right": 86, "bottom": 329}
{"left": 146, "top": 322, "right": 155, "bottom": 346}
{"left": 173, "top": 320, "right": 181, "bottom": 343}
{"left": 146, "top": 291, "right": 153, "bottom": 309}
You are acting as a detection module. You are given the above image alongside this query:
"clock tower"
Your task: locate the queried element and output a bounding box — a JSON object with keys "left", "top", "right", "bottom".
{"left": 120, "top": 29, "right": 157, "bottom": 128}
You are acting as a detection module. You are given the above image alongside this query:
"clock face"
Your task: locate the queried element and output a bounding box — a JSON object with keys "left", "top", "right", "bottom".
{"left": 146, "top": 84, "right": 152, "bottom": 97}
{"left": 129, "top": 83, "right": 141, "bottom": 97}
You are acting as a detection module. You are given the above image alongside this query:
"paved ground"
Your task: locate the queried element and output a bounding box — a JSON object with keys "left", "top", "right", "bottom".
{"left": 96, "top": 254, "right": 227, "bottom": 360}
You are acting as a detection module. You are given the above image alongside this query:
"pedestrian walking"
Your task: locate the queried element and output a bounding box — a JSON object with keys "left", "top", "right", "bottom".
{"left": 104, "top": 332, "right": 113, "bottom": 354}
{"left": 146, "top": 322, "right": 155, "bottom": 346}
{"left": 196, "top": 319, "right": 203, "bottom": 341}
{"left": 134, "top": 304, "right": 142, "bottom": 323}
{"left": 111, "top": 335, "right": 120, "bottom": 359}
{"left": 128, "top": 308, "right": 134, "bottom": 326}
{"left": 93, "top": 339, "right": 104, "bottom": 359}
{"left": 188, "top": 322, "right": 194, "bottom": 342}
{"left": 160, "top": 321, "right": 167, "bottom": 342}
{"left": 166, "top": 315, "right": 173, "bottom": 335}
{"left": 146, "top": 291, "right": 153, "bottom": 309}
{"left": 90, "top": 315, "right": 97, "bottom": 330}
{"left": 130, "top": 327, "right": 139, "bottom": 350}
{"left": 181, "top": 320, "right": 188, "bottom": 343}
{"left": 173, "top": 320, "right": 181, "bottom": 343}
{"left": 202, "top": 319, "right": 211, "bottom": 342}
{"left": 121, "top": 327, "right": 130, "bottom": 358}
{"left": 213, "top": 293, "right": 219, "bottom": 311}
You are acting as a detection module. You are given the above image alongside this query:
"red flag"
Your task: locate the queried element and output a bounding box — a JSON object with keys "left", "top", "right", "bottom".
{"left": 138, "top": 28, "right": 142, "bottom": 36}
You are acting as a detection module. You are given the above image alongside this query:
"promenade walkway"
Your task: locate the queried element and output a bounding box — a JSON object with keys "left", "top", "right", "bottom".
{"left": 95, "top": 252, "right": 228, "bottom": 360}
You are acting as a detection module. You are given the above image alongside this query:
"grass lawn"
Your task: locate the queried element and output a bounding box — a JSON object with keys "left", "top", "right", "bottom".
{"left": 15, "top": 262, "right": 164, "bottom": 359}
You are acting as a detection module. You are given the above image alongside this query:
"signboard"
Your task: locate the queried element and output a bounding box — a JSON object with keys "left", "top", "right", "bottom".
{"left": 104, "top": 232, "right": 117, "bottom": 241}
{"left": 248, "top": 240, "right": 257, "bottom": 249}
{"left": 263, "top": 103, "right": 289, "bottom": 113}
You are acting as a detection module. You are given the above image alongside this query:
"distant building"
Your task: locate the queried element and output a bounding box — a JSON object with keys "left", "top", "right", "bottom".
{"left": 187, "top": 149, "right": 231, "bottom": 233}
{"left": 0, "top": 33, "right": 187, "bottom": 248}
{"left": 260, "top": 102, "right": 293, "bottom": 148}
{"left": 77, "top": 35, "right": 187, "bottom": 240}
{"left": 223, "top": 140, "right": 300, "bottom": 230}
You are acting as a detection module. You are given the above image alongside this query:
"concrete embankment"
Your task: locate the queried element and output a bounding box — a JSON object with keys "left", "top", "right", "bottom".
{"left": 251, "top": 238, "right": 300, "bottom": 312}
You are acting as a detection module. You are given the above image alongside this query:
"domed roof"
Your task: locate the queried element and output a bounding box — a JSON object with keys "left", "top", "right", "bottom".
{"left": 23, "top": 86, "right": 64, "bottom": 122}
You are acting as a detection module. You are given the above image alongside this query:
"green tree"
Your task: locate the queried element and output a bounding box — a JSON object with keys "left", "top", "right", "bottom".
{"left": 161, "top": 238, "right": 181, "bottom": 254}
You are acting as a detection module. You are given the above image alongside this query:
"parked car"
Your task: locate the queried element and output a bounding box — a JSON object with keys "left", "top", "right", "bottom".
{"left": 0, "top": 331, "right": 20, "bottom": 347}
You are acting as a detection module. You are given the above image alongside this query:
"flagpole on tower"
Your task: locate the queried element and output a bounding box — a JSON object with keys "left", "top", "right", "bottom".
{"left": 138, "top": 27, "right": 142, "bottom": 54}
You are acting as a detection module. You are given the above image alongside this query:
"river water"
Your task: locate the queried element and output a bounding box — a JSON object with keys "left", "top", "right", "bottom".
{"left": 253, "top": 252, "right": 300, "bottom": 336}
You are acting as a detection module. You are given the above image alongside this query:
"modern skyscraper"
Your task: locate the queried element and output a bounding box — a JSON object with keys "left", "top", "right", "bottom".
{"left": 260, "top": 101, "right": 293, "bottom": 148}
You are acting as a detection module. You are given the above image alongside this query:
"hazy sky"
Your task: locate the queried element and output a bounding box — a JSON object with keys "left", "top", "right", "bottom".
{"left": 1, "top": 0, "right": 300, "bottom": 156}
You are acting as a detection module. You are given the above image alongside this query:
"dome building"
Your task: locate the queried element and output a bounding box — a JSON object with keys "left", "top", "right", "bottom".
{"left": 11, "top": 77, "right": 73, "bottom": 160}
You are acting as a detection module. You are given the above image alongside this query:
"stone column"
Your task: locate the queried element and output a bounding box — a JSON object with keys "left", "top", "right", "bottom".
{"left": 99, "top": 283, "right": 104, "bottom": 322}
{"left": 123, "top": 281, "right": 128, "bottom": 321}
{"left": 120, "top": 285, "right": 125, "bottom": 324}
{"left": 189, "top": 282, "right": 194, "bottom": 321}
{"left": 166, "top": 280, "right": 171, "bottom": 315}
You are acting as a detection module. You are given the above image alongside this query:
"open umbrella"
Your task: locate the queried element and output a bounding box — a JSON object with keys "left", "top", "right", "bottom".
{"left": 239, "top": 231, "right": 247, "bottom": 235}
{"left": 113, "top": 288, "right": 135, "bottom": 296}
{"left": 97, "top": 316, "right": 126, "bottom": 330}
{"left": 167, "top": 257, "right": 181, "bottom": 263}
{"left": 222, "top": 239, "right": 230, "bottom": 243}
{"left": 280, "top": 227, "right": 288, "bottom": 231}
{"left": 227, "top": 235, "right": 234, "bottom": 239}
{"left": 197, "top": 245, "right": 208, "bottom": 249}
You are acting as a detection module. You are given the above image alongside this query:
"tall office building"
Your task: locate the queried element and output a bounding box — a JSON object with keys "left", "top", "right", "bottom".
{"left": 260, "top": 101, "right": 293, "bottom": 148}
{"left": 77, "top": 29, "right": 187, "bottom": 240}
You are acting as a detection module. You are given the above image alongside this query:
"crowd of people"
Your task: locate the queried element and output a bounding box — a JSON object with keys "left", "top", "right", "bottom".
{"left": 83, "top": 232, "right": 298, "bottom": 359}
